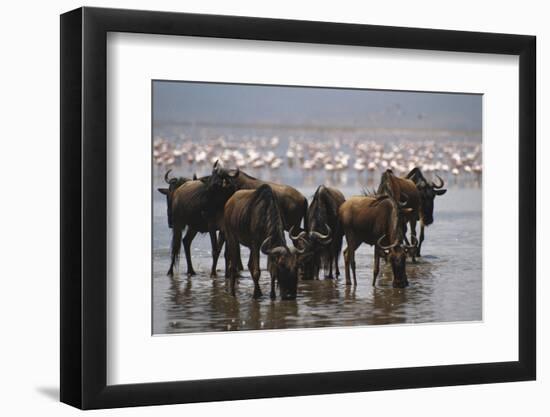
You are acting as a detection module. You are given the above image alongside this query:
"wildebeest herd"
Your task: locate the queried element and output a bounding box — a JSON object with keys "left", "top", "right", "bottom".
{"left": 157, "top": 162, "right": 447, "bottom": 301}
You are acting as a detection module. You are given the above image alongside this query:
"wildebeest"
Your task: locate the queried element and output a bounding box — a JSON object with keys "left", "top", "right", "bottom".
{"left": 157, "top": 169, "right": 193, "bottom": 229}
{"left": 377, "top": 169, "right": 421, "bottom": 262}
{"left": 158, "top": 170, "right": 226, "bottom": 278}
{"left": 290, "top": 185, "right": 345, "bottom": 280}
{"left": 377, "top": 168, "right": 446, "bottom": 257}
{"left": 223, "top": 184, "right": 310, "bottom": 300}
{"left": 404, "top": 167, "right": 447, "bottom": 255}
{"left": 338, "top": 193, "right": 417, "bottom": 288}
{"left": 208, "top": 161, "right": 308, "bottom": 232}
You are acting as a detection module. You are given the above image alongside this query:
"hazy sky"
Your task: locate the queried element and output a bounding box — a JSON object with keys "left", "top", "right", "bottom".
{"left": 153, "top": 81, "right": 482, "bottom": 131}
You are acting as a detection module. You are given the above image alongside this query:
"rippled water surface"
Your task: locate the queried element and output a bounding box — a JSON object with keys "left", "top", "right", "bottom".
{"left": 152, "top": 185, "right": 482, "bottom": 334}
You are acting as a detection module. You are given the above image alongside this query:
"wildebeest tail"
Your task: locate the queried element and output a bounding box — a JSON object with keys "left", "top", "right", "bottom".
{"left": 168, "top": 225, "right": 184, "bottom": 275}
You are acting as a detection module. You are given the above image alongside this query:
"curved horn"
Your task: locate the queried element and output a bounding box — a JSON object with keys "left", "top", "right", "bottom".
{"left": 432, "top": 174, "right": 444, "bottom": 189}
{"left": 164, "top": 169, "right": 173, "bottom": 184}
{"left": 377, "top": 234, "right": 399, "bottom": 250}
{"left": 293, "top": 245, "right": 306, "bottom": 254}
{"left": 310, "top": 224, "right": 332, "bottom": 242}
{"left": 404, "top": 235, "right": 418, "bottom": 249}
{"left": 213, "top": 160, "right": 219, "bottom": 170}
{"left": 260, "top": 236, "right": 271, "bottom": 255}
{"left": 289, "top": 226, "right": 307, "bottom": 242}
{"left": 398, "top": 192, "right": 409, "bottom": 207}
{"left": 268, "top": 246, "right": 290, "bottom": 257}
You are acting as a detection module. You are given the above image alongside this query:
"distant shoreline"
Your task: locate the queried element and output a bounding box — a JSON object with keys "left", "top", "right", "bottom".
{"left": 153, "top": 121, "right": 482, "bottom": 138}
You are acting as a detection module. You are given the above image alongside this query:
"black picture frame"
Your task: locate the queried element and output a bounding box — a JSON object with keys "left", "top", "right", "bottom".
{"left": 60, "top": 6, "right": 536, "bottom": 410}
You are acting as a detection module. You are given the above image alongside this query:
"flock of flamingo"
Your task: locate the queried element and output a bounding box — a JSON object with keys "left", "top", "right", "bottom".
{"left": 153, "top": 131, "right": 482, "bottom": 187}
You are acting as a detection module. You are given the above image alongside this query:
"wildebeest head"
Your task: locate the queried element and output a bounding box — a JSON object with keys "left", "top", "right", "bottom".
{"left": 201, "top": 161, "right": 238, "bottom": 217}
{"left": 289, "top": 225, "right": 332, "bottom": 280}
{"left": 157, "top": 169, "right": 191, "bottom": 228}
{"left": 261, "top": 237, "right": 310, "bottom": 300}
{"left": 415, "top": 175, "right": 447, "bottom": 226}
{"left": 377, "top": 234, "right": 417, "bottom": 288}
{"left": 208, "top": 160, "right": 240, "bottom": 191}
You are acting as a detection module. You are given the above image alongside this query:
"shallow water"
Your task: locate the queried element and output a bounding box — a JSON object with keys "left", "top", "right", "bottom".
{"left": 152, "top": 185, "right": 482, "bottom": 334}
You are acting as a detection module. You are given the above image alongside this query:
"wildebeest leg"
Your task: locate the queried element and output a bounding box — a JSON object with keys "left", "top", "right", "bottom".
{"left": 322, "top": 250, "right": 333, "bottom": 279}
{"left": 343, "top": 234, "right": 358, "bottom": 286}
{"left": 418, "top": 222, "right": 425, "bottom": 257}
{"left": 167, "top": 227, "right": 183, "bottom": 277}
{"left": 334, "top": 249, "right": 341, "bottom": 279}
{"left": 312, "top": 253, "right": 319, "bottom": 280}
{"left": 223, "top": 236, "right": 239, "bottom": 279}
{"left": 182, "top": 228, "right": 198, "bottom": 275}
{"left": 343, "top": 246, "right": 351, "bottom": 285}
{"left": 224, "top": 244, "right": 230, "bottom": 279}
{"left": 226, "top": 237, "right": 239, "bottom": 296}
{"left": 373, "top": 246, "right": 381, "bottom": 287}
{"left": 223, "top": 232, "right": 243, "bottom": 274}
{"left": 237, "top": 246, "right": 244, "bottom": 272}
{"left": 409, "top": 218, "right": 418, "bottom": 263}
{"left": 210, "top": 230, "right": 223, "bottom": 277}
{"left": 402, "top": 222, "right": 410, "bottom": 245}
{"left": 270, "top": 265, "right": 277, "bottom": 300}
{"left": 326, "top": 253, "right": 334, "bottom": 279}
{"left": 350, "top": 246, "right": 357, "bottom": 286}
{"left": 311, "top": 257, "right": 320, "bottom": 280}
{"left": 249, "top": 247, "right": 262, "bottom": 299}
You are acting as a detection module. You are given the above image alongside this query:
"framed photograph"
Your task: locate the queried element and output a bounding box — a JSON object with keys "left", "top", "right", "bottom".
{"left": 60, "top": 6, "right": 536, "bottom": 409}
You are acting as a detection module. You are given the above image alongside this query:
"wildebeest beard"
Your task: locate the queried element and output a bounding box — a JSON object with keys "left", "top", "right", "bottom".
{"left": 417, "top": 181, "right": 446, "bottom": 226}
{"left": 249, "top": 185, "right": 299, "bottom": 300}
{"left": 418, "top": 183, "right": 436, "bottom": 225}
{"left": 383, "top": 196, "right": 414, "bottom": 287}
{"left": 296, "top": 187, "right": 335, "bottom": 279}
{"left": 268, "top": 251, "right": 301, "bottom": 300}
{"left": 407, "top": 168, "right": 447, "bottom": 226}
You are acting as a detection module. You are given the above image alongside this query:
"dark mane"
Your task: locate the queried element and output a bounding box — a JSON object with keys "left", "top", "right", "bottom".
{"left": 378, "top": 168, "right": 405, "bottom": 201}
{"left": 241, "top": 184, "right": 285, "bottom": 247}
{"left": 382, "top": 193, "right": 407, "bottom": 244}
{"left": 308, "top": 185, "right": 329, "bottom": 230}
{"left": 308, "top": 185, "right": 342, "bottom": 274}
{"left": 361, "top": 188, "right": 390, "bottom": 207}
{"left": 312, "top": 184, "right": 324, "bottom": 199}
{"left": 361, "top": 187, "right": 381, "bottom": 197}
